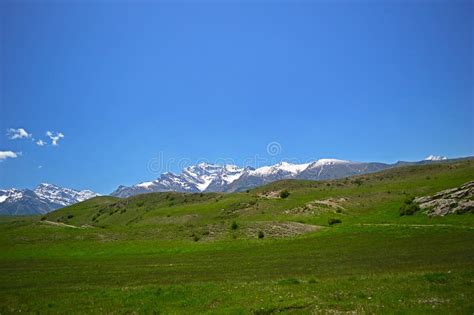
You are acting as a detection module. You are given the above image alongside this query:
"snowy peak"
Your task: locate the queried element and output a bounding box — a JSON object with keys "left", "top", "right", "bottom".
{"left": 308, "top": 158, "right": 351, "bottom": 168}
{"left": 34, "top": 183, "right": 100, "bottom": 206}
{"left": 250, "top": 161, "right": 310, "bottom": 176}
{"left": 111, "top": 158, "right": 377, "bottom": 197}
{"left": 425, "top": 155, "right": 448, "bottom": 161}
{"left": 0, "top": 183, "right": 100, "bottom": 215}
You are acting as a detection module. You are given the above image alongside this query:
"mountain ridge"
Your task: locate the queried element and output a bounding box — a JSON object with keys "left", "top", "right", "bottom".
{"left": 111, "top": 156, "right": 453, "bottom": 198}
{"left": 0, "top": 183, "right": 100, "bottom": 215}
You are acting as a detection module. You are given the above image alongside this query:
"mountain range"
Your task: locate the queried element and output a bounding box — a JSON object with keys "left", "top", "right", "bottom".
{"left": 110, "top": 156, "right": 448, "bottom": 198}
{"left": 1, "top": 155, "right": 452, "bottom": 215}
{"left": 0, "top": 183, "right": 100, "bottom": 215}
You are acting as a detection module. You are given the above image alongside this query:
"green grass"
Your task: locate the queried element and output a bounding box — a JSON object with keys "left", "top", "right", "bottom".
{"left": 1, "top": 159, "right": 473, "bottom": 313}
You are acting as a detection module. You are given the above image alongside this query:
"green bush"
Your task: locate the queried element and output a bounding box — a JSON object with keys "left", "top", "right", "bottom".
{"left": 399, "top": 198, "right": 420, "bottom": 216}
{"left": 231, "top": 221, "right": 238, "bottom": 230}
{"left": 258, "top": 231, "right": 265, "bottom": 239}
{"left": 328, "top": 218, "right": 342, "bottom": 225}
{"left": 67, "top": 214, "right": 74, "bottom": 219}
{"left": 279, "top": 190, "right": 290, "bottom": 199}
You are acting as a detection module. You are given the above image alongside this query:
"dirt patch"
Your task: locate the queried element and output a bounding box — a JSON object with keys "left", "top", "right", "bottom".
{"left": 284, "top": 198, "right": 347, "bottom": 216}
{"left": 242, "top": 221, "right": 322, "bottom": 238}
{"left": 259, "top": 191, "right": 283, "bottom": 199}
{"left": 40, "top": 220, "right": 85, "bottom": 229}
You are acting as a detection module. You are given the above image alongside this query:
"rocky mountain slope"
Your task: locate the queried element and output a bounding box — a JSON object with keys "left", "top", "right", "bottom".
{"left": 111, "top": 159, "right": 392, "bottom": 197}
{"left": 0, "top": 183, "right": 99, "bottom": 215}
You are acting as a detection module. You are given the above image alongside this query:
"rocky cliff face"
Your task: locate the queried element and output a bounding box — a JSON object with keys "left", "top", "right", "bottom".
{"left": 414, "top": 181, "right": 474, "bottom": 216}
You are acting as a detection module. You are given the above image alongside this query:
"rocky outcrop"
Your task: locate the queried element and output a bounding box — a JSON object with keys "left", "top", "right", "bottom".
{"left": 414, "top": 181, "right": 474, "bottom": 216}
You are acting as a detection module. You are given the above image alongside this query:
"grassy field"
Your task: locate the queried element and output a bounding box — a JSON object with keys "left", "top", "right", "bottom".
{"left": 1, "top": 159, "right": 473, "bottom": 313}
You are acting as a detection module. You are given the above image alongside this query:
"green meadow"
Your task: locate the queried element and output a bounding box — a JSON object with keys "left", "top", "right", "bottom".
{"left": 1, "top": 159, "right": 473, "bottom": 314}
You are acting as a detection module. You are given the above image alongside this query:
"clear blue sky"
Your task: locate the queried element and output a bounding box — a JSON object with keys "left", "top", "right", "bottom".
{"left": 1, "top": 0, "right": 473, "bottom": 194}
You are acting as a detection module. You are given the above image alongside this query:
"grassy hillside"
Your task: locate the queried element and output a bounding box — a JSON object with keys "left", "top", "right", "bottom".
{"left": 1, "top": 159, "right": 473, "bottom": 313}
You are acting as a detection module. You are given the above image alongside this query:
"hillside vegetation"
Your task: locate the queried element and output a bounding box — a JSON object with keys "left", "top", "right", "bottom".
{"left": 1, "top": 159, "right": 473, "bottom": 313}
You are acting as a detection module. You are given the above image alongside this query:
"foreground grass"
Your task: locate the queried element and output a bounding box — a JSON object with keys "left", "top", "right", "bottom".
{"left": 1, "top": 160, "right": 473, "bottom": 313}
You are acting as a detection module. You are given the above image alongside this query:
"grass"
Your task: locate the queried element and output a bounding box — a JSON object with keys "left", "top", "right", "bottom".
{"left": 0, "top": 159, "right": 473, "bottom": 313}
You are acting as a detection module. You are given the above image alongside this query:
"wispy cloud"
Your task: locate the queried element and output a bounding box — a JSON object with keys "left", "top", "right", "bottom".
{"left": 46, "top": 131, "right": 64, "bottom": 146}
{"left": 36, "top": 139, "right": 46, "bottom": 146}
{"left": 6, "top": 128, "right": 31, "bottom": 140}
{"left": 0, "top": 151, "right": 20, "bottom": 162}
{"left": 38, "top": 165, "right": 43, "bottom": 169}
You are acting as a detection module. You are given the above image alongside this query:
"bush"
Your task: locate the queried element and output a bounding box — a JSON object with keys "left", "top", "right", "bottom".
{"left": 328, "top": 218, "right": 342, "bottom": 225}
{"left": 67, "top": 214, "right": 74, "bottom": 219}
{"left": 40, "top": 216, "right": 47, "bottom": 221}
{"left": 279, "top": 190, "right": 290, "bottom": 199}
{"left": 258, "top": 231, "right": 265, "bottom": 239}
{"left": 231, "top": 221, "right": 238, "bottom": 230}
{"left": 399, "top": 198, "right": 420, "bottom": 216}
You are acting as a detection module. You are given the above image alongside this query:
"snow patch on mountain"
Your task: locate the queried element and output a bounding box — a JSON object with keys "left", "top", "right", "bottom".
{"left": 425, "top": 155, "right": 448, "bottom": 161}
{"left": 0, "top": 184, "right": 100, "bottom": 215}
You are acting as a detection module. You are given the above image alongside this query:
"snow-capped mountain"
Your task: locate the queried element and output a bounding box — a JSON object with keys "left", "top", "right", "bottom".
{"left": 112, "top": 163, "right": 250, "bottom": 198}
{"left": 425, "top": 155, "right": 448, "bottom": 161}
{"left": 111, "top": 159, "right": 392, "bottom": 197}
{"left": 0, "top": 183, "right": 100, "bottom": 215}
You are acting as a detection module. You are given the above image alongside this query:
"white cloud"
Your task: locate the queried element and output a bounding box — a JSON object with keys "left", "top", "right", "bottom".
{"left": 46, "top": 131, "right": 64, "bottom": 146}
{"left": 38, "top": 165, "right": 43, "bottom": 169}
{"left": 0, "top": 151, "right": 20, "bottom": 161}
{"left": 36, "top": 139, "right": 46, "bottom": 146}
{"left": 7, "top": 128, "right": 32, "bottom": 140}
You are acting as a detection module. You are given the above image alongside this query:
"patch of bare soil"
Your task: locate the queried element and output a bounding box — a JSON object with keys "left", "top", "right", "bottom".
{"left": 258, "top": 191, "right": 283, "bottom": 199}
{"left": 242, "top": 221, "right": 322, "bottom": 238}
{"left": 284, "top": 198, "right": 347, "bottom": 216}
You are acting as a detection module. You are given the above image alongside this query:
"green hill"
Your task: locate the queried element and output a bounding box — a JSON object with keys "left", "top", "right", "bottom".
{"left": 1, "top": 159, "right": 473, "bottom": 313}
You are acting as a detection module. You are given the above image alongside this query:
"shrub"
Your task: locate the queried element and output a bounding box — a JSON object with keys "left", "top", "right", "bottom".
{"left": 136, "top": 201, "right": 144, "bottom": 207}
{"left": 193, "top": 235, "right": 200, "bottom": 242}
{"left": 258, "top": 231, "right": 265, "bottom": 239}
{"left": 40, "top": 216, "right": 47, "bottom": 221}
{"left": 279, "top": 190, "right": 290, "bottom": 199}
{"left": 399, "top": 198, "right": 420, "bottom": 216}
{"left": 353, "top": 179, "right": 363, "bottom": 186}
{"left": 231, "top": 221, "right": 238, "bottom": 230}
{"left": 328, "top": 218, "right": 342, "bottom": 225}
{"left": 67, "top": 214, "right": 74, "bottom": 219}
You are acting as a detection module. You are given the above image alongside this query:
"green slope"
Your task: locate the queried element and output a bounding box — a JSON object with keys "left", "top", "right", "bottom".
{"left": 1, "top": 159, "right": 473, "bottom": 313}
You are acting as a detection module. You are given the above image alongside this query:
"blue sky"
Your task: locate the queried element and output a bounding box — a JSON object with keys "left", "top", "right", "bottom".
{"left": 1, "top": 0, "right": 473, "bottom": 194}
